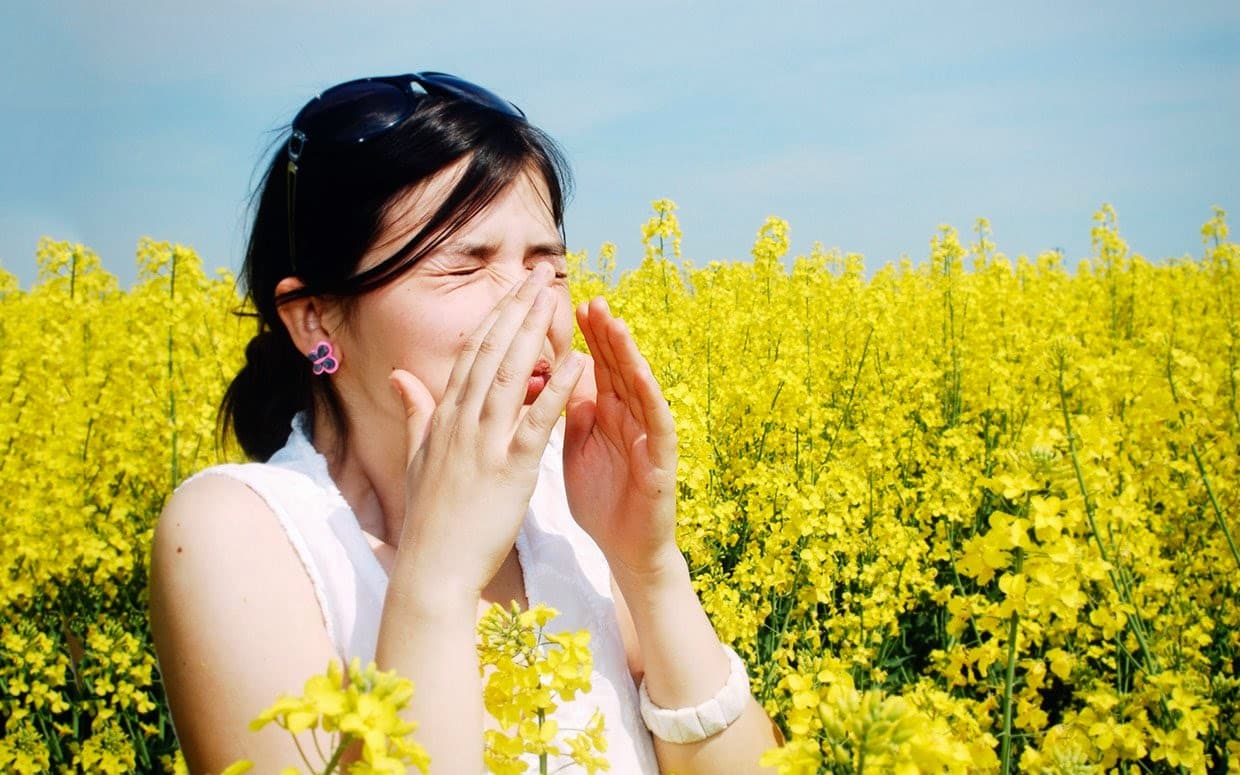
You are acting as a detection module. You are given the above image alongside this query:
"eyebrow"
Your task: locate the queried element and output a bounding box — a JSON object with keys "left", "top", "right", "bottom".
{"left": 438, "top": 238, "right": 568, "bottom": 259}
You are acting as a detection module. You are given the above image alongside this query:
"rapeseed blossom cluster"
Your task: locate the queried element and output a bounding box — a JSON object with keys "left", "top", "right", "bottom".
{"left": 217, "top": 605, "right": 602, "bottom": 775}
{"left": 476, "top": 603, "right": 608, "bottom": 774}
{"left": 1, "top": 204, "right": 1238, "bottom": 772}
{"left": 1, "top": 238, "right": 246, "bottom": 773}
{"left": 233, "top": 657, "right": 431, "bottom": 775}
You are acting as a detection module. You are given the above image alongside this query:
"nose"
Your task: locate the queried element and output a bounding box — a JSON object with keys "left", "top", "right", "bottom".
{"left": 478, "top": 261, "right": 551, "bottom": 309}
{"left": 504, "top": 258, "right": 555, "bottom": 286}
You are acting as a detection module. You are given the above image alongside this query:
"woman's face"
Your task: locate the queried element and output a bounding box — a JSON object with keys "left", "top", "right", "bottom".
{"left": 331, "top": 160, "right": 573, "bottom": 422}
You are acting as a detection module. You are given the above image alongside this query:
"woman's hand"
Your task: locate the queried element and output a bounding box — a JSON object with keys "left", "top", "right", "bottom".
{"left": 564, "top": 297, "right": 682, "bottom": 581}
{"left": 388, "top": 264, "right": 585, "bottom": 601}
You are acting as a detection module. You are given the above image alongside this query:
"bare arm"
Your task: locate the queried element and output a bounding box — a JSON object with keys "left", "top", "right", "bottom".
{"left": 149, "top": 475, "right": 346, "bottom": 773}
{"left": 613, "top": 561, "right": 778, "bottom": 773}
{"left": 566, "top": 297, "right": 778, "bottom": 774}
{"left": 374, "top": 262, "right": 585, "bottom": 772}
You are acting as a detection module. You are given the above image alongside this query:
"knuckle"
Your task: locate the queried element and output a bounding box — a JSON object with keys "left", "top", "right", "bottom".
{"left": 492, "top": 363, "right": 519, "bottom": 387}
{"left": 428, "top": 407, "right": 457, "bottom": 438}
{"left": 520, "top": 304, "right": 547, "bottom": 330}
{"left": 492, "top": 462, "right": 518, "bottom": 488}
{"left": 509, "top": 425, "right": 539, "bottom": 459}
{"left": 480, "top": 443, "right": 509, "bottom": 474}
{"left": 476, "top": 335, "right": 503, "bottom": 357}
{"left": 461, "top": 332, "right": 484, "bottom": 355}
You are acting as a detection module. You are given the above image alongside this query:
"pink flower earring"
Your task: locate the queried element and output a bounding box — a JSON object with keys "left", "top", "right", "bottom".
{"left": 307, "top": 341, "right": 339, "bottom": 375}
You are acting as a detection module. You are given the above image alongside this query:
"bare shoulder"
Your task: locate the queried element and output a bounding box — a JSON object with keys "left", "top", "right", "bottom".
{"left": 150, "top": 471, "right": 339, "bottom": 772}
{"left": 152, "top": 472, "right": 313, "bottom": 610}
{"left": 155, "top": 470, "right": 275, "bottom": 545}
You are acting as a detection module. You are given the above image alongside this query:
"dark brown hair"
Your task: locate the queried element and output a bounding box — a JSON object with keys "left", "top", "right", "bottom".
{"left": 221, "top": 90, "right": 572, "bottom": 460}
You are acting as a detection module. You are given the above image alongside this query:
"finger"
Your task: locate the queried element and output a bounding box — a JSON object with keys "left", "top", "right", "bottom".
{"left": 602, "top": 314, "right": 645, "bottom": 406}
{"left": 442, "top": 264, "right": 548, "bottom": 403}
{"left": 566, "top": 351, "right": 598, "bottom": 409}
{"left": 632, "top": 365, "right": 678, "bottom": 471}
{"left": 574, "top": 300, "right": 606, "bottom": 396}
{"left": 597, "top": 313, "right": 653, "bottom": 429}
{"left": 564, "top": 353, "right": 598, "bottom": 455}
{"left": 458, "top": 263, "right": 555, "bottom": 414}
{"left": 600, "top": 314, "right": 669, "bottom": 431}
{"left": 389, "top": 369, "right": 437, "bottom": 467}
{"left": 564, "top": 395, "right": 597, "bottom": 461}
{"left": 441, "top": 294, "right": 510, "bottom": 403}
{"left": 578, "top": 297, "right": 617, "bottom": 398}
{"left": 511, "top": 351, "right": 586, "bottom": 465}
{"left": 478, "top": 285, "right": 559, "bottom": 428}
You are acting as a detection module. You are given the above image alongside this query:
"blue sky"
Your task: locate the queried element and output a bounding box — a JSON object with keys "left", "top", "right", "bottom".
{"left": 1, "top": 1, "right": 1237, "bottom": 288}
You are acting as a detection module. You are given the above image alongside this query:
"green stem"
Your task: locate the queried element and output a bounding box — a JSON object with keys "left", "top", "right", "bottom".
{"left": 816, "top": 326, "right": 873, "bottom": 483}
{"left": 309, "top": 726, "right": 329, "bottom": 768}
{"left": 168, "top": 246, "right": 179, "bottom": 486}
{"left": 1191, "top": 444, "right": 1240, "bottom": 573}
{"left": 761, "top": 540, "right": 806, "bottom": 703}
{"left": 34, "top": 711, "right": 64, "bottom": 763}
{"left": 539, "top": 709, "right": 549, "bottom": 775}
{"left": 121, "top": 712, "right": 151, "bottom": 768}
{"left": 321, "top": 733, "right": 351, "bottom": 775}
{"left": 1166, "top": 338, "right": 1240, "bottom": 575}
{"left": 1055, "top": 353, "right": 1159, "bottom": 676}
{"left": 998, "top": 550, "right": 1023, "bottom": 775}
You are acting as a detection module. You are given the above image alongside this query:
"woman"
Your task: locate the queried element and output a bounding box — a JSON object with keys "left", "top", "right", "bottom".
{"left": 149, "top": 72, "right": 777, "bottom": 773}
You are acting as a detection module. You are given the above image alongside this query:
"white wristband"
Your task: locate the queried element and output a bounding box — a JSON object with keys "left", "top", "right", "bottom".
{"left": 638, "top": 644, "right": 751, "bottom": 744}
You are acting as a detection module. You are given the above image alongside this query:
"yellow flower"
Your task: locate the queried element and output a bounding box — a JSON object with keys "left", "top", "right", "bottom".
{"left": 244, "top": 659, "right": 428, "bottom": 774}
{"left": 4, "top": 203, "right": 1239, "bottom": 773}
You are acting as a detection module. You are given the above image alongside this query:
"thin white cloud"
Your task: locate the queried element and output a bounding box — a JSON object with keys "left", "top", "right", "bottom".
{"left": 2, "top": 0, "right": 1236, "bottom": 287}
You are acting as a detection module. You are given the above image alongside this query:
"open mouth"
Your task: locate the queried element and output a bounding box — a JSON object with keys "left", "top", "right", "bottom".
{"left": 524, "top": 359, "right": 552, "bottom": 404}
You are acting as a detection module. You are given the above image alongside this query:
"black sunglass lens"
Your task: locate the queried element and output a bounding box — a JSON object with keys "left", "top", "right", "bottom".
{"left": 417, "top": 72, "right": 525, "bottom": 119}
{"left": 296, "top": 80, "right": 414, "bottom": 144}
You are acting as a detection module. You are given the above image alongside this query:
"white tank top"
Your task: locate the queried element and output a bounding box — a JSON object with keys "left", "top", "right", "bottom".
{"left": 184, "top": 413, "right": 659, "bottom": 773}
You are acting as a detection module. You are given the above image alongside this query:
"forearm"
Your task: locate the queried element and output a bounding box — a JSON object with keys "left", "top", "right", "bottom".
{"left": 374, "top": 579, "right": 483, "bottom": 773}
{"left": 614, "top": 554, "right": 778, "bottom": 774}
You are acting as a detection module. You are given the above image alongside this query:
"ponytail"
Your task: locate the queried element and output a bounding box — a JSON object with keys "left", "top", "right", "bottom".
{"left": 219, "top": 327, "right": 312, "bottom": 461}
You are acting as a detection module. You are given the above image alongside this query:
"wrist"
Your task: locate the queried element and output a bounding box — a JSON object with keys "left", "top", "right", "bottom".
{"left": 639, "top": 644, "right": 751, "bottom": 744}
{"left": 609, "top": 545, "right": 690, "bottom": 599}
{"left": 386, "top": 558, "right": 481, "bottom": 622}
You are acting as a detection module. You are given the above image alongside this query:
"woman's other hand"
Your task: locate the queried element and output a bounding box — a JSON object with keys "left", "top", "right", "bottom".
{"left": 564, "top": 296, "right": 681, "bottom": 582}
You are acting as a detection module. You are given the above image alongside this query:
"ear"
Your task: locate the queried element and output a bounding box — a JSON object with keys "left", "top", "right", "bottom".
{"left": 274, "top": 277, "right": 339, "bottom": 358}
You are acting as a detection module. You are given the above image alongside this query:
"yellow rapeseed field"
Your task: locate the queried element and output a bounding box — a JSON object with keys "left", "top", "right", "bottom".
{"left": 0, "top": 203, "right": 1236, "bottom": 773}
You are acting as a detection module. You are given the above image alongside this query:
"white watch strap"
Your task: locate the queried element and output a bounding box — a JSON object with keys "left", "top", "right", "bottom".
{"left": 638, "top": 644, "right": 751, "bottom": 744}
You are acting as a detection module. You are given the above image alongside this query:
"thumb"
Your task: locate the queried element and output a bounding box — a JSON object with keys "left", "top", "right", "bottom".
{"left": 389, "top": 368, "right": 436, "bottom": 466}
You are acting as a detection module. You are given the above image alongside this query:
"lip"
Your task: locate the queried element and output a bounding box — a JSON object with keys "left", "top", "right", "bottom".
{"left": 524, "top": 358, "right": 553, "bottom": 404}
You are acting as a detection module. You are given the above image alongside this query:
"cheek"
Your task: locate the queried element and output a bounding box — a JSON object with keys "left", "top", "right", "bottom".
{"left": 419, "top": 317, "right": 474, "bottom": 368}
{"left": 383, "top": 282, "right": 570, "bottom": 382}
{"left": 366, "top": 303, "right": 464, "bottom": 379}
{"left": 417, "top": 298, "right": 496, "bottom": 369}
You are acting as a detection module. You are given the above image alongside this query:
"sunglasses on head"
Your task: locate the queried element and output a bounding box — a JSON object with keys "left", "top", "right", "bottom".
{"left": 286, "top": 72, "right": 526, "bottom": 268}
